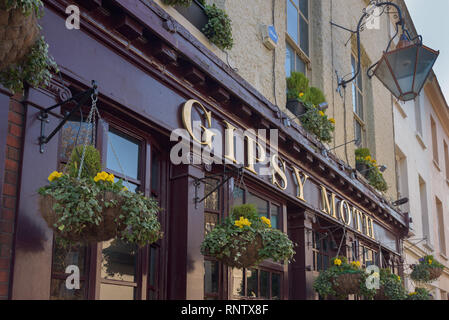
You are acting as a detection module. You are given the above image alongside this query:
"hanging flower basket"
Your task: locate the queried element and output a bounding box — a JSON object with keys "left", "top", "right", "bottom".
{"left": 38, "top": 103, "right": 163, "bottom": 247}
{"left": 373, "top": 269, "right": 407, "bottom": 300}
{"left": 201, "top": 204, "right": 295, "bottom": 269}
{"left": 332, "top": 271, "right": 362, "bottom": 296}
{"left": 313, "top": 257, "right": 376, "bottom": 300}
{"left": 0, "top": 2, "right": 40, "bottom": 70}
{"left": 410, "top": 255, "right": 445, "bottom": 283}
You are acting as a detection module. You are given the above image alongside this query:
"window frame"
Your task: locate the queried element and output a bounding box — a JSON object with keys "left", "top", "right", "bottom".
{"left": 285, "top": 0, "right": 311, "bottom": 77}
{"left": 351, "top": 53, "right": 366, "bottom": 147}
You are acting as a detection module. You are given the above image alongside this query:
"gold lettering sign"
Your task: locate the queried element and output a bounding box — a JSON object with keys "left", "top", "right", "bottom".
{"left": 245, "top": 130, "right": 266, "bottom": 175}
{"left": 292, "top": 167, "right": 309, "bottom": 203}
{"left": 271, "top": 154, "right": 287, "bottom": 191}
{"left": 320, "top": 186, "right": 337, "bottom": 219}
{"left": 182, "top": 99, "right": 215, "bottom": 148}
{"left": 223, "top": 121, "right": 237, "bottom": 164}
{"left": 339, "top": 200, "right": 352, "bottom": 226}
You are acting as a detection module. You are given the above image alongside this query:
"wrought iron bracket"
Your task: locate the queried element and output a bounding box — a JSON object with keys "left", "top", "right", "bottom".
{"left": 193, "top": 166, "right": 244, "bottom": 209}
{"left": 38, "top": 80, "right": 98, "bottom": 153}
{"left": 330, "top": 1, "right": 407, "bottom": 89}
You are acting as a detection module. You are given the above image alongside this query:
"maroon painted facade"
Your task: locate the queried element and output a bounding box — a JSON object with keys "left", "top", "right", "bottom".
{"left": 0, "top": 0, "right": 409, "bottom": 300}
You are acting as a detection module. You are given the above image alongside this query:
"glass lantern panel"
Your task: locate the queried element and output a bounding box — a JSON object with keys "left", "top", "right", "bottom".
{"left": 413, "top": 47, "right": 439, "bottom": 94}
{"left": 374, "top": 58, "right": 401, "bottom": 99}
{"left": 386, "top": 46, "right": 418, "bottom": 95}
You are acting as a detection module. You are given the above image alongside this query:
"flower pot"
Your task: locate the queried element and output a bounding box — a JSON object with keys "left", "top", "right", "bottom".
{"left": 218, "top": 234, "right": 263, "bottom": 269}
{"left": 0, "top": 5, "right": 40, "bottom": 71}
{"left": 356, "top": 161, "right": 369, "bottom": 174}
{"left": 332, "top": 272, "right": 361, "bottom": 296}
{"left": 174, "top": 0, "right": 208, "bottom": 31}
{"left": 428, "top": 267, "right": 443, "bottom": 281}
{"left": 286, "top": 100, "right": 306, "bottom": 118}
{"left": 39, "top": 191, "right": 126, "bottom": 243}
{"left": 374, "top": 286, "right": 388, "bottom": 300}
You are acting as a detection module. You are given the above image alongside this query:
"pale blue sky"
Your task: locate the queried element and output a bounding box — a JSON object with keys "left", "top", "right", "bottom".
{"left": 405, "top": 0, "right": 449, "bottom": 102}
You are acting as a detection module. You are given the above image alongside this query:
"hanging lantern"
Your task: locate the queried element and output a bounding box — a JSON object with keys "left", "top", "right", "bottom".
{"left": 372, "top": 34, "right": 439, "bottom": 102}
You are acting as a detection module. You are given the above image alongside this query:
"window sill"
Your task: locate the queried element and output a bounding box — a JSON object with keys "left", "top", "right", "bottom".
{"left": 394, "top": 100, "right": 407, "bottom": 119}
{"left": 415, "top": 132, "right": 427, "bottom": 150}
{"left": 440, "top": 253, "right": 448, "bottom": 261}
{"left": 433, "top": 160, "right": 441, "bottom": 172}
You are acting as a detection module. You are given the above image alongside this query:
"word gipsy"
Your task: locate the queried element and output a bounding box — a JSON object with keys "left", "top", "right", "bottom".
{"left": 173, "top": 100, "right": 376, "bottom": 239}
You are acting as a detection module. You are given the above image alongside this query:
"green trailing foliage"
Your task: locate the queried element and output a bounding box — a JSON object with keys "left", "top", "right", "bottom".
{"left": 0, "top": 1, "right": 58, "bottom": 93}
{"left": 299, "top": 101, "right": 335, "bottom": 144}
{"left": 410, "top": 255, "right": 445, "bottom": 283}
{"left": 355, "top": 148, "right": 388, "bottom": 192}
{"left": 161, "top": 0, "right": 193, "bottom": 6}
{"left": 313, "top": 256, "right": 376, "bottom": 300}
{"left": 67, "top": 145, "right": 102, "bottom": 179}
{"left": 406, "top": 287, "right": 433, "bottom": 300}
{"left": 376, "top": 268, "right": 407, "bottom": 300}
{"left": 200, "top": 204, "right": 295, "bottom": 267}
{"left": 202, "top": 4, "right": 233, "bottom": 50}
{"left": 38, "top": 146, "right": 162, "bottom": 248}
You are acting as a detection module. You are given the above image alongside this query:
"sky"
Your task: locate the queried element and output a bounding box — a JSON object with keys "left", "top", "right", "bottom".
{"left": 405, "top": 0, "right": 449, "bottom": 103}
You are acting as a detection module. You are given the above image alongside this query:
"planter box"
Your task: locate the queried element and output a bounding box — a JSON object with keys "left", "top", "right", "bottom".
{"left": 174, "top": 1, "right": 208, "bottom": 32}
{"left": 286, "top": 100, "right": 306, "bottom": 118}
{"left": 356, "top": 161, "right": 370, "bottom": 176}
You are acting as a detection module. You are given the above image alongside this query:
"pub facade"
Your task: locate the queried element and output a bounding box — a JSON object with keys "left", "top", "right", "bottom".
{"left": 0, "top": 0, "right": 409, "bottom": 300}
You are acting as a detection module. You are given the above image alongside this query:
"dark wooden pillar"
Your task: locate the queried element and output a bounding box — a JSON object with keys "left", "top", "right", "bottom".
{"left": 288, "top": 210, "right": 316, "bottom": 300}
{"left": 167, "top": 163, "right": 205, "bottom": 299}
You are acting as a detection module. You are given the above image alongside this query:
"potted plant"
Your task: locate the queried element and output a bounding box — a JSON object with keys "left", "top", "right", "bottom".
{"left": 355, "top": 148, "right": 388, "bottom": 192}
{"left": 313, "top": 257, "right": 376, "bottom": 300}
{"left": 200, "top": 204, "right": 295, "bottom": 269}
{"left": 410, "top": 255, "right": 445, "bottom": 283}
{"left": 299, "top": 101, "right": 335, "bottom": 144}
{"left": 286, "top": 72, "right": 309, "bottom": 116}
{"left": 406, "top": 287, "right": 433, "bottom": 300}
{"left": 38, "top": 145, "right": 163, "bottom": 247}
{"left": 0, "top": 0, "right": 58, "bottom": 93}
{"left": 374, "top": 269, "right": 407, "bottom": 300}
{"left": 168, "top": 0, "right": 208, "bottom": 32}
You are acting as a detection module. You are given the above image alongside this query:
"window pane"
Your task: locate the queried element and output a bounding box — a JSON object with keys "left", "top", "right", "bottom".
{"left": 59, "top": 119, "right": 93, "bottom": 161}
{"left": 286, "top": 44, "right": 293, "bottom": 78}
{"left": 205, "top": 178, "right": 220, "bottom": 211}
{"left": 50, "top": 278, "right": 86, "bottom": 300}
{"left": 107, "top": 129, "right": 140, "bottom": 180}
{"left": 246, "top": 269, "right": 258, "bottom": 298}
{"left": 299, "top": 15, "right": 309, "bottom": 56}
{"left": 101, "top": 239, "right": 137, "bottom": 282}
{"left": 233, "top": 186, "right": 244, "bottom": 206}
{"left": 271, "top": 273, "right": 281, "bottom": 300}
{"left": 299, "top": 0, "right": 308, "bottom": 19}
{"left": 295, "top": 53, "right": 306, "bottom": 74}
{"left": 270, "top": 204, "right": 279, "bottom": 229}
{"left": 355, "top": 120, "right": 362, "bottom": 146}
{"left": 287, "top": 0, "right": 298, "bottom": 43}
{"left": 232, "top": 268, "right": 245, "bottom": 297}
{"left": 260, "top": 270, "right": 269, "bottom": 298}
{"left": 99, "top": 283, "right": 135, "bottom": 300}
{"left": 204, "top": 260, "right": 219, "bottom": 294}
{"left": 52, "top": 237, "right": 86, "bottom": 275}
{"left": 205, "top": 212, "right": 218, "bottom": 234}
{"left": 246, "top": 193, "right": 268, "bottom": 217}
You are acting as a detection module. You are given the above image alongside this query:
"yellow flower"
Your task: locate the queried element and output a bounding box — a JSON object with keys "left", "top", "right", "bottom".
{"left": 409, "top": 292, "right": 417, "bottom": 296}
{"left": 334, "top": 258, "right": 342, "bottom": 266}
{"left": 364, "top": 155, "right": 372, "bottom": 162}
{"left": 123, "top": 186, "right": 128, "bottom": 191}
{"left": 48, "top": 171, "right": 63, "bottom": 182}
{"left": 329, "top": 118, "right": 336, "bottom": 124}
{"left": 299, "top": 92, "right": 304, "bottom": 98}
{"left": 351, "top": 261, "right": 361, "bottom": 268}
{"left": 319, "top": 111, "right": 325, "bottom": 117}
{"left": 397, "top": 275, "right": 401, "bottom": 281}
{"left": 107, "top": 173, "right": 115, "bottom": 183}
{"left": 94, "top": 171, "right": 110, "bottom": 182}
{"left": 234, "top": 217, "right": 251, "bottom": 229}
{"left": 261, "top": 216, "right": 271, "bottom": 228}
{"left": 428, "top": 259, "right": 432, "bottom": 265}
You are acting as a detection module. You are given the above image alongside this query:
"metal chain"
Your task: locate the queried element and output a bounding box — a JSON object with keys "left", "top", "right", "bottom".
{"left": 76, "top": 97, "right": 96, "bottom": 180}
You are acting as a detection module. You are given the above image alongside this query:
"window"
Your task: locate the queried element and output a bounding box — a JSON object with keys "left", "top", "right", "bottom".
{"left": 431, "top": 117, "right": 439, "bottom": 165}
{"left": 312, "top": 231, "right": 331, "bottom": 271}
{"left": 436, "top": 197, "right": 446, "bottom": 256}
{"left": 395, "top": 147, "right": 410, "bottom": 213}
{"left": 286, "top": 0, "right": 309, "bottom": 77}
{"left": 352, "top": 54, "right": 365, "bottom": 147}
{"left": 231, "top": 268, "right": 282, "bottom": 300}
{"left": 444, "top": 141, "right": 449, "bottom": 181}
{"left": 51, "top": 108, "right": 164, "bottom": 300}
{"left": 415, "top": 95, "right": 423, "bottom": 136}
{"left": 230, "top": 184, "right": 285, "bottom": 300}
{"left": 203, "top": 177, "right": 223, "bottom": 300}
{"left": 419, "top": 176, "right": 430, "bottom": 243}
